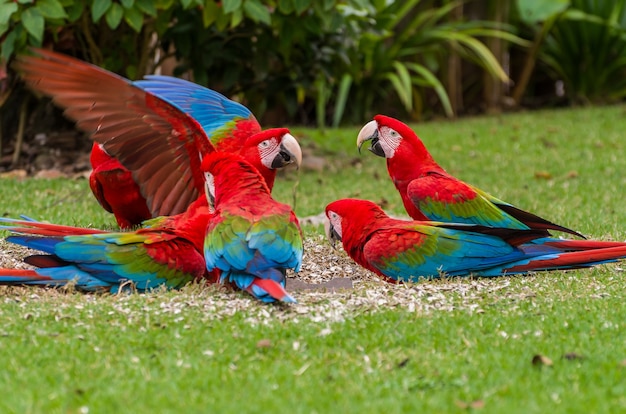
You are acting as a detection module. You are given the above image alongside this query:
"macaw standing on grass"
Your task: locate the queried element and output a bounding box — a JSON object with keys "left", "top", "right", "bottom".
{"left": 356, "top": 115, "right": 585, "bottom": 238}
{"left": 325, "top": 199, "right": 626, "bottom": 283}
{"left": 202, "top": 152, "right": 303, "bottom": 303}
{"left": 13, "top": 48, "right": 300, "bottom": 227}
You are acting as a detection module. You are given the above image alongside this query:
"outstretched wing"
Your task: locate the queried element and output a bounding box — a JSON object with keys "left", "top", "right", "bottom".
{"left": 135, "top": 75, "right": 262, "bottom": 152}
{"left": 13, "top": 48, "right": 214, "bottom": 217}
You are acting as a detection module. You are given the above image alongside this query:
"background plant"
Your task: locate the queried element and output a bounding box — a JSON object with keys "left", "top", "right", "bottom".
{"left": 513, "top": 0, "right": 626, "bottom": 105}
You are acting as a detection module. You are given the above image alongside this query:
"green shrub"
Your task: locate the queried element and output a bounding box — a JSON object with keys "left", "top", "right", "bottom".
{"left": 1, "top": 0, "right": 522, "bottom": 125}
{"left": 515, "top": 0, "right": 626, "bottom": 104}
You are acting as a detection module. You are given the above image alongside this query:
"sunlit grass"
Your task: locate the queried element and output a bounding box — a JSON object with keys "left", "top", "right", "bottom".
{"left": 0, "top": 105, "right": 625, "bottom": 412}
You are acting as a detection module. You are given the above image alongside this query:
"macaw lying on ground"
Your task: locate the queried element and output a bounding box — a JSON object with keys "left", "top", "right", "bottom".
{"left": 357, "top": 115, "right": 585, "bottom": 238}
{"left": 0, "top": 195, "right": 214, "bottom": 292}
{"left": 0, "top": 152, "right": 302, "bottom": 303}
{"left": 13, "top": 48, "right": 301, "bottom": 228}
{"left": 325, "top": 198, "right": 626, "bottom": 283}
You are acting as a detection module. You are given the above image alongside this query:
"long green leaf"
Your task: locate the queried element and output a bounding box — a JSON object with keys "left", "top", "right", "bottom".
{"left": 405, "top": 62, "right": 453, "bottom": 117}
{"left": 393, "top": 61, "right": 414, "bottom": 110}
{"left": 456, "top": 28, "right": 532, "bottom": 47}
{"left": 386, "top": 73, "right": 411, "bottom": 111}
{"left": 315, "top": 76, "right": 327, "bottom": 129}
{"left": 432, "top": 30, "right": 509, "bottom": 81}
{"left": 332, "top": 74, "right": 353, "bottom": 127}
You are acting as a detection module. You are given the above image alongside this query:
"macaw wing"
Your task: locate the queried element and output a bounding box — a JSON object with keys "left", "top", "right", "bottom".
{"left": 204, "top": 212, "right": 302, "bottom": 275}
{"left": 13, "top": 48, "right": 214, "bottom": 217}
{"left": 7, "top": 230, "right": 205, "bottom": 291}
{"left": 362, "top": 223, "right": 526, "bottom": 282}
{"left": 61, "top": 231, "right": 206, "bottom": 290}
{"left": 135, "top": 76, "right": 262, "bottom": 152}
{"left": 204, "top": 214, "right": 255, "bottom": 272}
{"left": 406, "top": 172, "right": 529, "bottom": 230}
{"left": 246, "top": 212, "right": 304, "bottom": 273}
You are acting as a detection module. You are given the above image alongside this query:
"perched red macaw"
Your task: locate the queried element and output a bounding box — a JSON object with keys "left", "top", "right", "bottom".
{"left": 202, "top": 152, "right": 303, "bottom": 303}
{"left": 13, "top": 48, "right": 301, "bottom": 227}
{"left": 325, "top": 198, "right": 626, "bottom": 283}
{"left": 356, "top": 115, "right": 585, "bottom": 238}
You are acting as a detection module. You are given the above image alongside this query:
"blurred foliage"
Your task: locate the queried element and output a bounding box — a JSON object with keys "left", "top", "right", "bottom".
{"left": 162, "top": 0, "right": 524, "bottom": 125}
{"left": 0, "top": 0, "right": 522, "bottom": 126}
{"left": 0, "top": 0, "right": 181, "bottom": 78}
{"left": 514, "top": 0, "right": 626, "bottom": 104}
{"left": 4, "top": 0, "right": 625, "bottom": 128}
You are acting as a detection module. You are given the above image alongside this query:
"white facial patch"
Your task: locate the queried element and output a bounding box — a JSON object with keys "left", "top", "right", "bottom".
{"left": 328, "top": 211, "right": 343, "bottom": 238}
{"left": 204, "top": 172, "right": 215, "bottom": 210}
{"left": 258, "top": 138, "right": 280, "bottom": 168}
{"left": 379, "top": 126, "right": 402, "bottom": 158}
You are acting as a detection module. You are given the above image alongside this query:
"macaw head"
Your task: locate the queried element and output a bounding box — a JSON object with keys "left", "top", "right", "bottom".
{"left": 244, "top": 128, "right": 302, "bottom": 169}
{"left": 325, "top": 198, "right": 387, "bottom": 250}
{"left": 201, "top": 152, "right": 271, "bottom": 207}
{"left": 356, "top": 114, "right": 423, "bottom": 160}
{"left": 238, "top": 128, "right": 302, "bottom": 190}
{"left": 324, "top": 208, "right": 343, "bottom": 249}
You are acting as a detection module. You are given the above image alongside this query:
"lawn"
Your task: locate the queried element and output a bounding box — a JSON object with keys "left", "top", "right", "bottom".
{"left": 0, "top": 105, "right": 625, "bottom": 413}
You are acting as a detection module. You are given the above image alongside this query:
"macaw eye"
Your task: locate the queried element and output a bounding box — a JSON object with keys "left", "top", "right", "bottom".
{"left": 259, "top": 140, "right": 271, "bottom": 148}
{"left": 389, "top": 129, "right": 399, "bottom": 137}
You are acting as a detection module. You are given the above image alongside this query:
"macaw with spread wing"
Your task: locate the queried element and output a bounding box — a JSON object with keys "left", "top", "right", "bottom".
{"left": 357, "top": 115, "right": 585, "bottom": 238}
{"left": 325, "top": 199, "right": 626, "bottom": 283}
{"left": 0, "top": 132, "right": 301, "bottom": 299}
{"left": 202, "top": 152, "right": 303, "bottom": 303}
{"left": 13, "top": 48, "right": 301, "bottom": 227}
{"left": 0, "top": 151, "right": 303, "bottom": 302}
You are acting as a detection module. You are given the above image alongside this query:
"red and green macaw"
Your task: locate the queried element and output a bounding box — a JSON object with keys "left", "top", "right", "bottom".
{"left": 13, "top": 48, "right": 301, "bottom": 227}
{"left": 0, "top": 152, "right": 303, "bottom": 302}
{"left": 356, "top": 115, "right": 584, "bottom": 238}
{"left": 325, "top": 199, "right": 626, "bottom": 283}
{"left": 0, "top": 125, "right": 300, "bottom": 300}
{"left": 0, "top": 195, "right": 217, "bottom": 292}
{"left": 202, "top": 152, "right": 303, "bottom": 303}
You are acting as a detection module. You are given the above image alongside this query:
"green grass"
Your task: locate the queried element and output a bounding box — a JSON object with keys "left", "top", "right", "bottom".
{"left": 0, "top": 105, "right": 625, "bottom": 413}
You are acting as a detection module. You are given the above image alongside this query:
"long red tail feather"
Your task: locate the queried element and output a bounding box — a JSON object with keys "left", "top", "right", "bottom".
{"left": 507, "top": 245, "right": 626, "bottom": 273}
{"left": 0, "top": 269, "right": 53, "bottom": 281}
{"left": 543, "top": 239, "right": 626, "bottom": 251}
{"left": 2, "top": 220, "right": 107, "bottom": 236}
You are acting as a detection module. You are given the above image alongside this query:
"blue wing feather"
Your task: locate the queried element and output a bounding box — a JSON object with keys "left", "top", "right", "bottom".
{"left": 134, "top": 75, "right": 257, "bottom": 139}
